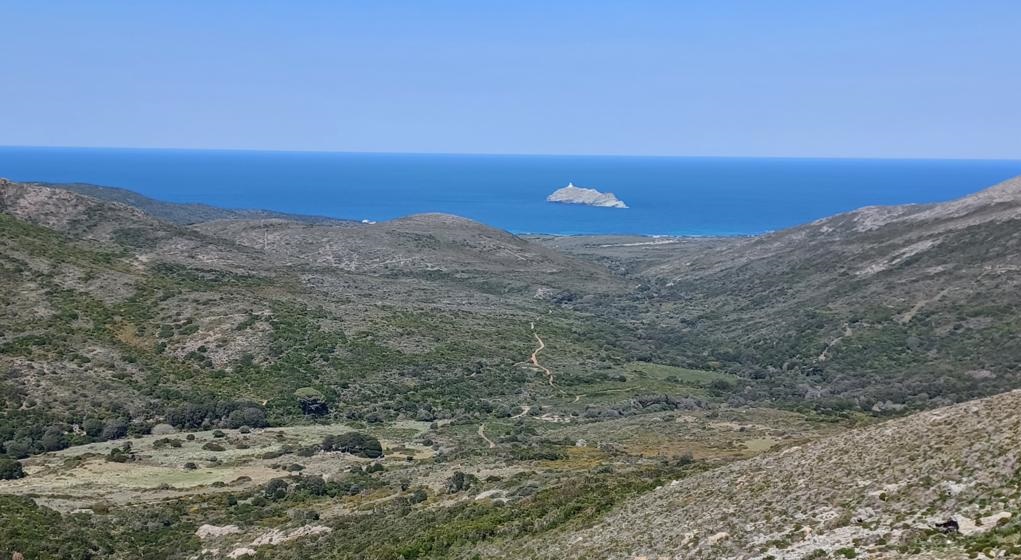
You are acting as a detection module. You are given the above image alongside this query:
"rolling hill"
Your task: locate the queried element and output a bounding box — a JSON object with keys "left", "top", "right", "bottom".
{"left": 2, "top": 174, "right": 1021, "bottom": 560}
{"left": 545, "top": 175, "right": 1021, "bottom": 411}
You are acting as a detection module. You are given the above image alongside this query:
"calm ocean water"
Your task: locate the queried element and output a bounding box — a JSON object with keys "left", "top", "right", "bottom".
{"left": 1, "top": 147, "right": 1019, "bottom": 236}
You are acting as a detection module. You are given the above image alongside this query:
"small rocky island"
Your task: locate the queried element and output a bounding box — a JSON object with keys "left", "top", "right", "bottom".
{"left": 546, "top": 182, "right": 628, "bottom": 208}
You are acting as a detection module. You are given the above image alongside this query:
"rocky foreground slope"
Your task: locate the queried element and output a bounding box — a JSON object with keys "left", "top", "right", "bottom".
{"left": 502, "top": 389, "right": 1021, "bottom": 560}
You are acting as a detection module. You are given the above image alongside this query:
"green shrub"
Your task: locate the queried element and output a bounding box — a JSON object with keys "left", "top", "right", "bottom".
{"left": 510, "top": 444, "right": 567, "bottom": 461}
{"left": 445, "top": 471, "right": 479, "bottom": 494}
{"left": 264, "top": 478, "right": 289, "bottom": 500}
{"left": 105, "top": 447, "right": 133, "bottom": 463}
{"left": 295, "top": 387, "right": 329, "bottom": 415}
{"left": 100, "top": 418, "right": 129, "bottom": 440}
{"left": 322, "top": 432, "right": 383, "bottom": 458}
{"left": 153, "top": 437, "right": 183, "bottom": 449}
{"left": 0, "top": 456, "right": 25, "bottom": 480}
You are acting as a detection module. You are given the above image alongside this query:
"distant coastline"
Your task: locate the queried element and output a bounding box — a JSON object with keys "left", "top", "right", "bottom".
{"left": 2, "top": 146, "right": 1019, "bottom": 236}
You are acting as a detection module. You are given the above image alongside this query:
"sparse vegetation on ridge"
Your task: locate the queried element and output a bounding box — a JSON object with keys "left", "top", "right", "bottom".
{"left": 3, "top": 177, "right": 1021, "bottom": 559}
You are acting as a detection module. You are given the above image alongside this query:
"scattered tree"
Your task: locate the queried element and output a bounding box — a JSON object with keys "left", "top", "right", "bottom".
{"left": 295, "top": 387, "right": 328, "bottom": 416}
{"left": 445, "top": 471, "right": 478, "bottom": 494}
{"left": 321, "top": 432, "right": 383, "bottom": 458}
{"left": 0, "top": 457, "right": 25, "bottom": 480}
{"left": 100, "top": 418, "right": 129, "bottom": 441}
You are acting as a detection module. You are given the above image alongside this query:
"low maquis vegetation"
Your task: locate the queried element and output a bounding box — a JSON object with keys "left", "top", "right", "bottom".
{"left": 3, "top": 178, "right": 1021, "bottom": 560}
{"left": 321, "top": 432, "right": 383, "bottom": 458}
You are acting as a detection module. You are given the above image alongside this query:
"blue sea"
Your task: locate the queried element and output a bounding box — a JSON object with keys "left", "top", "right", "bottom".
{"left": 1, "top": 147, "right": 1019, "bottom": 236}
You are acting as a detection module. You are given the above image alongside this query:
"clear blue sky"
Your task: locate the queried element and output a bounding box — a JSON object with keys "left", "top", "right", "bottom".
{"left": 2, "top": 1, "right": 1019, "bottom": 158}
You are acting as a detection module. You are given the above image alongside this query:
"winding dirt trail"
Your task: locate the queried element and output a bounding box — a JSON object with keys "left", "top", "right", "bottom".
{"left": 478, "top": 423, "right": 496, "bottom": 449}
{"left": 898, "top": 287, "right": 951, "bottom": 324}
{"left": 510, "top": 405, "right": 531, "bottom": 419}
{"left": 529, "top": 333, "right": 556, "bottom": 387}
{"left": 818, "top": 323, "right": 853, "bottom": 362}
{"left": 521, "top": 324, "right": 584, "bottom": 403}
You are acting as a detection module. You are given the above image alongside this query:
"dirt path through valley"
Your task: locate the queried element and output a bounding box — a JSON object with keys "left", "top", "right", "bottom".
{"left": 522, "top": 324, "right": 584, "bottom": 403}
{"left": 818, "top": 323, "right": 853, "bottom": 362}
{"left": 478, "top": 424, "right": 496, "bottom": 448}
{"left": 529, "top": 332, "right": 556, "bottom": 387}
{"left": 898, "top": 288, "right": 951, "bottom": 324}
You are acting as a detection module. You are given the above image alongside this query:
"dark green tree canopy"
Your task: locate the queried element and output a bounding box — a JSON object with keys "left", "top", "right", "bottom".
{"left": 321, "top": 432, "right": 383, "bottom": 458}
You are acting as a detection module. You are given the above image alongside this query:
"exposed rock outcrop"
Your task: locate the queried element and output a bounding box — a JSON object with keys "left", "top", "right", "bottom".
{"left": 547, "top": 183, "right": 628, "bottom": 208}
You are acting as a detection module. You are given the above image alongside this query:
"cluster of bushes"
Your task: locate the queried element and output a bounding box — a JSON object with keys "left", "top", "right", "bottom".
{"left": 105, "top": 443, "right": 136, "bottom": 463}
{"left": 164, "top": 400, "right": 267, "bottom": 430}
{"left": 509, "top": 444, "right": 567, "bottom": 461}
{"left": 259, "top": 465, "right": 689, "bottom": 559}
{"left": 253, "top": 469, "right": 388, "bottom": 505}
{"left": 0, "top": 493, "right": 199, "bottom": 558}
{"left": 152, "top": 437, "right": 183, "bottom": 449}
{"left": 1, "top": 401, "right": 263, "bottom": 461}
{"left": 1, "top": 411, "right": 137, "bottom": 460}
{"left": 84, "top": 417, "right": 131, "bottom": 440}
{"left": 246, "top": 432, "right": 383, "bottom": 463}
{"left": 321, "top": 432, "right": 383, "bottom": 458}
{"left": 445, "top": 471, "right": 479, "bottom": 494}
{"left": 2, "top": 425, "right": 70, "bottom": 458}
{"left": 294, "top": 387, "right": 329, "bottom": 416}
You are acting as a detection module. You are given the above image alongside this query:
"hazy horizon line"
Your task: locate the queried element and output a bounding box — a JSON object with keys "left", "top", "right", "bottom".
{"left": 2, "top": 143, "right": 1019, "bottom": 163}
